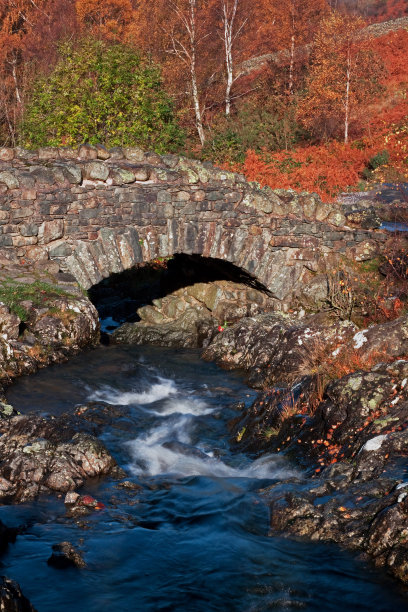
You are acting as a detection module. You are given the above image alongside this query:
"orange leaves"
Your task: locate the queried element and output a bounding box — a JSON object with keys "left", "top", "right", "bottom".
{"left": 75, "top": 0, "right": 136, "bottom": 41}
{"left": 232, "top": 142, "right": 373, "bottom": 200}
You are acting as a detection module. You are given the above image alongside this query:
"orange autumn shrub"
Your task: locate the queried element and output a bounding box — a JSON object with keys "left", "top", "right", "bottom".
{"left": 230, "top": 143, "right": 376, "bottom": 200}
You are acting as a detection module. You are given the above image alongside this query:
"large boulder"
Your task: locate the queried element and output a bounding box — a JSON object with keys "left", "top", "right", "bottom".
{"left": 113, "top": 279, "right": 274, "bottom": 349}
{"left": 0, "top": 413, "right": 116, "bottom": 503}
{"left": 202, "top": 312, "right": 357, "bottom": 387}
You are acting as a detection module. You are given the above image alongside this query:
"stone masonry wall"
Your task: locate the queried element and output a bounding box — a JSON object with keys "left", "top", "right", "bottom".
{"left": 0, "top": 144, "right": 386, "bottom": 306}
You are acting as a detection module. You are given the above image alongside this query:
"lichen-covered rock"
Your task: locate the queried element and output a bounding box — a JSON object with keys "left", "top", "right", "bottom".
{"left": 113, "top": 280, "right": 274, "bottom": 349}
{"left": 0, "top": 306, "right": 20, "bottom": 341}
{"left": 0, "top": 413, "right": 116, "bottom": 503}
{"left": 234, "top": 358, "right": 408, "bottom": 585}
{"left": 202, "top": 312, "right": 357, "bottom": 387}
{"left": 350, "top": 315, "right": 408, "bottom": 361}
{"left": 0, "top": 271, "right": 100, "bottom": 386}
{"left": 114, "top": 306, "right": 215, "bottom": 348}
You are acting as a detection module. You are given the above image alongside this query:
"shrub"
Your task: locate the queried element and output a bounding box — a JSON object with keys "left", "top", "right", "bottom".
{"left": 202, "top": 101, "right": 305, "bottom": 164}
{"left": 367, "top": 149, "right": 390, "bottom": 170}
{"left": 21, "top": 38, "right": 184, "bottom": 152}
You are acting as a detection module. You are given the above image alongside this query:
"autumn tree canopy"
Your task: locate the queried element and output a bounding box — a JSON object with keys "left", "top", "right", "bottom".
{"left": 298, "top": 11, "right": 385, "bottom": 142}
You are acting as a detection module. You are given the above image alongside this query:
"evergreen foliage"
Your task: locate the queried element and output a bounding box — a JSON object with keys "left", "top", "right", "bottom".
{"left": 21, "top": 38, "right": 184, "bottom": 152}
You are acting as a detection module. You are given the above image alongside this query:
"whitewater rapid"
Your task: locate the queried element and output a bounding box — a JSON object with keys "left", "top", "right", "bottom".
{"left": 89, "top": 375, "right": 298, "bottom": 480}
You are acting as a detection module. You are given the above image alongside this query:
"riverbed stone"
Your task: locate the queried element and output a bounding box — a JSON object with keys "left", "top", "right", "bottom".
{"left": 0, "top": 577, "right": 37, "bottom": 611}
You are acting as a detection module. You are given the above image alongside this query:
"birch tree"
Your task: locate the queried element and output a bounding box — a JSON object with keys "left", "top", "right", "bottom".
{"left": 167, "top": 0, "right": 206, "bottom": 145}
{"left": 220, "top": 0, "right": 246, "bottom": 115}
{"left": 298, "top": 12, "right": 384, "bottom": 143}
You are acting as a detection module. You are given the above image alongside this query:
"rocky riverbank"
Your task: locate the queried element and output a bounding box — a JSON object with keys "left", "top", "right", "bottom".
{"left": 0, "top": 262, "right": 99, "bottom": 391}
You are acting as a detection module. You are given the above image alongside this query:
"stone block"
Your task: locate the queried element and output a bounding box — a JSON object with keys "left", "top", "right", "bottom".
{"left": 0, "top": 148, "right": 14, "bottom": 162}
{"left": 207, "top": 191, "right": 224, "bottom": 201}
{"left": 48, "top": 240, "right": 72, "bottom": 258}
{"left": 134, "top": 167, "right": 150, "bottom": 181}
{"left": 38, "top": 147, "right": 58, "bottom": 160}
{"left": 124, "top": 147, "right": 145, "bottom": 162}
{"left": 25, "top": 245, "right": 48, "bottom": 262}
{"left": 21, "top": 189, "right": 36, "bottom": 200}
{"left": 0, "top": 234, "right": 12, "bottom": 246}
{"left": 83, "top": 162, "right": 109, "bottom": 182}
{"left": 20, "top": 223, "right": 38, "bottom": 237}
{"left": 99, "top": 227, "right": 124, "bottom": 274}
{"left": 78, "top": 144, "right": 98, "bottom": 160}
{"left": 108, "top": 147, "right": 124, "bottom": 160}
{"left": 157, "top": 190, "right": 172, "bottom": 203}
{"left": 38, "top": 219, "right": 64, "bottom": 244}
{"left": 327, "top": 211, "right": 347, "bottom": 227}
{"left": 110, "top": 168, "right": 135, "bottom": 184}
{"left": 96, "top": 144, "right": 111, "bottom": 160}
{"left": 11, "top": 206, "right": 33, "bottom": 220}
{"left": 57, "top": 147, "right": 77, "bottom": 160}
{"left": 29, "top": 167, "right": 56, "bottom": 185}
{"left": 346, "top": 239, "right": 379, "bottom": 262}
{"left": 79, "top": 208, "right": 98, "bottom": 221}
{"left": 11, "top": 235, "right": 37, "bottom": 246}
{"left": 0, "top": 172, "right": 19, "bottom": 190}
{"left": 175, "top": 191, "right": 191, "bottom": 202}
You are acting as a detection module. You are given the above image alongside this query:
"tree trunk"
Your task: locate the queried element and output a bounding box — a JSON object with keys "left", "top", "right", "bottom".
{"left": 190, "top": 48, "right": 206, "bottom": 145}
{"left": 223, "top": 0, "right": 238, "bottom": 116}
{"left": 288, "top": 33, "right": 295, "bottom": 96}
{"left": 11, "top": 60, "right": 22, "bottom": 105}
{"left": 344, "top": 51, "right": 351, "bottom": 144}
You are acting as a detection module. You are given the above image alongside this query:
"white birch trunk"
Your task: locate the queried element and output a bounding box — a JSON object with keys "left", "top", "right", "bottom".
{"left": 344, "top": 51, "right": 351, "bottom": 144}
{"left": 222, "top": 0, "right": 238, "bottom": 116}
{"left": 168, "top": 0, "right": 206, "bottom": 145}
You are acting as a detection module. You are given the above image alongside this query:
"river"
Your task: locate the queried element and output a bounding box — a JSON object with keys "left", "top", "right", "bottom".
{"left": 2, "top": 345, "right": 408, "bottom": 611}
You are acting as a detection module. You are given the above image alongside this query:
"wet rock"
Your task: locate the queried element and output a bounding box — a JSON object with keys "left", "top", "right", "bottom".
{"left": 74, "top": 402, "right": 126, "bottom": 425}
{"left": 65, "top": 494, "right": 106, "bottom": 517}
{"left": 0, "top": 413, "right": 116, "bottom": 503}
{"left": 0, "top": 576, "right": 37, "bottom": 611}
{"left": 112, "top": 279, "right": 275, "bottom": 349}
{"left": 64, "top": 491, "right": 80, "bottom": 505}
{"left": 203, "top": 312, "right": 357, "bottom": 388}
{"left": 351, "top": 315, "right": 408, "bottom": 362}
{"left": 114, "top": 306, "right": 214, "bottom": 348}
{"left": 47, "top": 541, "right": 86, "bottom": 569}
{"left": 239, "top": 357, "right": 408, "bottom": 585}
{"left": 0, "top": 270, "right": 100, "bottom": 387}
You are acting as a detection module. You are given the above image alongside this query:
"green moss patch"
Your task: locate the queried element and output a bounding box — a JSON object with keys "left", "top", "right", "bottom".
{"left": 0, "top": 279, "right": 73, "bottom": 321}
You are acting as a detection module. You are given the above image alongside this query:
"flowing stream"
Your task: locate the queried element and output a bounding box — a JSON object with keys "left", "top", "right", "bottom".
{"left": 2, "top": 345, "right": 408, "bottom": 611}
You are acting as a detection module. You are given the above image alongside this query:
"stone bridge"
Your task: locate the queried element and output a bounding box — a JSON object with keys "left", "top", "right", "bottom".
{"left": 0, "top": 145, "right": 385, "bottom": 307}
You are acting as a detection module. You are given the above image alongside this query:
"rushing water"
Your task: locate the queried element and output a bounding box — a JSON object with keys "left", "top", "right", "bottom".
{"left": 3, "top": 346, "right": 408, "bottom": 611}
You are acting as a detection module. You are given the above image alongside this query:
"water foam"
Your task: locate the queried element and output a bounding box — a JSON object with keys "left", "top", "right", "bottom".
{"left": 155, "top": 397, "right": 214, "bottom": 416}
{"left": 127, "top": 414, "right": 298, "bottom": 480}
{"left": 89, "top": 377, "right": 177, "bottom": 406}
